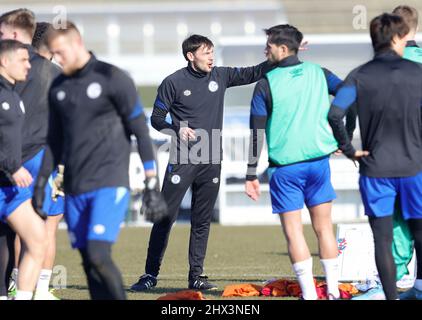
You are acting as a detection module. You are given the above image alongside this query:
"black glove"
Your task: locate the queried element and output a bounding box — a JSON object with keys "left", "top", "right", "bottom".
{"left": 140, "top": 176, "right": 168, "bottom": 223}
{"left": 32, "top": 184, "right": 47, "bottom": 220}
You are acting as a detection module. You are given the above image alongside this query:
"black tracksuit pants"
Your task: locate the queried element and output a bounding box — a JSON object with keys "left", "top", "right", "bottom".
{"left": 145, "top": 163, "right": 221, "bottom": 280}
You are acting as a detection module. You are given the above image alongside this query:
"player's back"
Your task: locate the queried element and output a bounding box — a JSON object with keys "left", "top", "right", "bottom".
{"left": 354, "top": 52, "right": 422, "bottom": 177}
{"left": 265, "top": 61, "right": 337, "bottom": 166}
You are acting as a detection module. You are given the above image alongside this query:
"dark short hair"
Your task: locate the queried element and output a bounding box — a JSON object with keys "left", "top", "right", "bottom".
{"left": 32, "top": 22, "right": 52, "bottom": 50}
{"left": 45, "top": 20, "right": 81, "bottom": 45}
{"left": 0, "top": 8, "right": 36, "bottom": 39}
{"left": 0, "top": 39, "right": 27, "bottom": 59}
{"left": 182, "top": 34, "right": 214, "bottom": 61}
{"left": 264, "top": 24, "right": 303, "bottom": 54}
{"left": 370, "top": 13, "right": 409, "bottom": 53}
{"left": 393, "top": 5, "right": 419, "bottom": 31}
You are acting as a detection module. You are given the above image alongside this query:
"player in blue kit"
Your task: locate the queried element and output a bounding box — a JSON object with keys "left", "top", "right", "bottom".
{"left": 0, "top": 9, "right": 64, "bottom": 300}
{"left": 0, "top": 39, "right": 47, "bottom": 300}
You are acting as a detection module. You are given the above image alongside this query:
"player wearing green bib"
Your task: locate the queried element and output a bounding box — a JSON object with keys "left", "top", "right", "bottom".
{"left": 245, "top": 25, "right": 347, "bottom": 300}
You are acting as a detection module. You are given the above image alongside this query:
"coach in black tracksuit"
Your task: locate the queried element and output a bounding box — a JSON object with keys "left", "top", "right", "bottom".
{"left": 131, "top": 34, "right": 274, "bottom": 291}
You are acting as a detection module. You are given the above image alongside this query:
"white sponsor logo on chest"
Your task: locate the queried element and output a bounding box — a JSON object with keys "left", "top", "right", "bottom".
{"left": 57, "top": 90, "right": 66, "bottom": 101}
{"left": 171, "top": 174, "right": 181, "bottom": 184}
{"left": 87, "top": 82, "right": 102, "bottom": 99}
{"left": 183, "top": 90, "right": 191, "bottom": 96}
{"left": 2, "top": 102, "right": 10, "bottom": 110}
{"left": 208, "top": 81, "right": 219, "bottom": 92}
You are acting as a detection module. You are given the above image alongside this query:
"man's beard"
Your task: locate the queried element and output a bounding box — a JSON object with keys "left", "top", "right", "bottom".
{"left": 193, "top": 61, "right": 210, "bottom": 74}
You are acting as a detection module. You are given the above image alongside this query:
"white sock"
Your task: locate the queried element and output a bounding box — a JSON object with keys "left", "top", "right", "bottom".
{"left": 292, "top": 258, "right": 317, "bottom": 300}
{"left": 321, "top": 258, "right": 340, "bottom": 298}
{"left": 15, "top": 290, "right": 33, "bottom": 300}
{"left": 11, "top": 268, "right": 18, "bottom": 281}
{"left": 0, "top": 296, "right": 7, "bottom": 300}
{"left": 414, "top": 279, "right": 422, "bottom": 291}
{"left": 35, "top": 269, "right": 52, "bottom": 294}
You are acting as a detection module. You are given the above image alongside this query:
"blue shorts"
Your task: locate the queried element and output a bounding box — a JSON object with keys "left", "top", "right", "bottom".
{"left": 268, "top": 157, "right": 336, "bottom": 214}
{"left": 23, "top": 149, "right": 64, "bottom": 216}
{"left": 64, "top": 187, "right": 130, "bottom": 249}
{"left": 0, "top": 186, "right": 32, "bottom": 222}
{"left": 359, "top": 171, "right": 422, "bottom": 220}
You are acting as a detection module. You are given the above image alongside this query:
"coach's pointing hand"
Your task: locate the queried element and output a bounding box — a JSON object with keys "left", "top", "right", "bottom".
{"left": 245, "top": 179, "right": 261, "bottom": 201}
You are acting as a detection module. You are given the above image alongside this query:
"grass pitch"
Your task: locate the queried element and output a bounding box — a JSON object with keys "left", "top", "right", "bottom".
{"left": 53, "top": 224, "right": 328, "bottom": 300}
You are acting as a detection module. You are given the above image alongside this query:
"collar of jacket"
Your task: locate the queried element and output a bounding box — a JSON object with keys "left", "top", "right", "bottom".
{"left": 406, "top": 40, "right": 419, "bottom": 48}
{"left": 187, "top": 62, "right": 208, "bottom": 78}
{"left": 275, "top": 55, "right": 302, "bottom": 68}
{"left": 374, "top": 49, "right": 401, "bottom": 60}
{"left": 0, "top": 74, "right": 14, "bottom": 91}
{"left": 71, "top": 52, "right": 97, "bottom": 78}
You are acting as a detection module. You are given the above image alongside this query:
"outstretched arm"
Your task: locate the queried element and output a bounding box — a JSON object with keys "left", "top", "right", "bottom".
{"left": 225, "top": 60, "right": 275, "bottom": 88}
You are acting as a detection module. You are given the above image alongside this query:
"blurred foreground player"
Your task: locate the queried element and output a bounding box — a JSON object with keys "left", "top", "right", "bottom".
{"left": 328, "top": 13, "right": 422, "bottom": 300}
{"left": 32, "top": 21, "right": 167, "bottom": 300}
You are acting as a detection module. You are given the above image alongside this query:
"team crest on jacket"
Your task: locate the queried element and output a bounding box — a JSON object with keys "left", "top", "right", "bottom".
{"left": 208, "top": 81, "right": 218, "bottom": 92}
{"left": 19, "top": 101, "right": 25, "bottom": 114}
{"left": 171, "top": 174, "right": 181, "bottom": 184}
{"left": 87, "top": 82, "right": 102, "bottom": 99}
{"left": 184, "top": 90, "right": 191, "bottom": 96}
{"left": 57, "top": 90, "right": 66, "bottom": 101}
{"left": 1, "top": 102, "right": 10, "bottom": 110}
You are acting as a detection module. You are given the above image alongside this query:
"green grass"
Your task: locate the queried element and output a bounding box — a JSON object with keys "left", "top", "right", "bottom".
{"left": 53, "top": 224, "right": 327, "bottom": 300}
